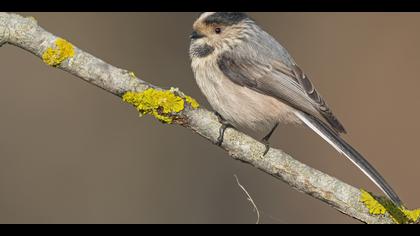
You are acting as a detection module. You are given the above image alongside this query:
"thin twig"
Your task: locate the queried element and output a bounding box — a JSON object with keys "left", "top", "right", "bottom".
{"left": 234, "top": 174, "right": 260, "bottom": 224}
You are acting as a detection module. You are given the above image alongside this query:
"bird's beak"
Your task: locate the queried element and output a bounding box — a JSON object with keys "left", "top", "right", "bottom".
{"left": 190, "top": 30, "right": 205, "bottom": 40}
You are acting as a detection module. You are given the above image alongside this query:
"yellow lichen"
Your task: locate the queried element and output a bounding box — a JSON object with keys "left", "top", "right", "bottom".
{"left": 360, "top": 189, "right": 420, "bottom": 224}
{"left": 129, "top": 71, "right": 136, "bottom": 79}
{"left": 185, "top": 95, "right": 200, "bottom": 109}
{"left": 360, "top": 189, "right": 388, "bottom": 215}
{"left": 42, "top": 38, "right": 75, "bottom": 66}
{"left": 122, "top": 88, "right": 185, "bottom": 124}
{"left": 402, "top": 208, "right": 420, "bottom": 223}
{"left": 169, "top": 87, "right": 200, "bottom": 109}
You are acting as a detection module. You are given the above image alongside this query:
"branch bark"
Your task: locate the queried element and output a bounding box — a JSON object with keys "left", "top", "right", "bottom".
{"left": 0, "top": 12, "right": 396, "bottom": 224}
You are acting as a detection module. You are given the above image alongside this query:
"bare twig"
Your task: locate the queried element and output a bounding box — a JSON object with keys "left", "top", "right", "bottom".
{"left": 0, "top": 12, "right": 401, "bottom": 223}
{"left": 234, "top": 175, "right": 260, "bottom": 224}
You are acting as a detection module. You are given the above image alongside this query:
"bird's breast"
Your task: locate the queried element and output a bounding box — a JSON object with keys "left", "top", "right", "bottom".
{"left": 191, "top": 58, "right": 301, "bottom": 136}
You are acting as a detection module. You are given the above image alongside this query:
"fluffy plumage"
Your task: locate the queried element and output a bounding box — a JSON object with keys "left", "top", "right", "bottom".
{"left": 189, "top": 12, "right": 402, "bottom": 206}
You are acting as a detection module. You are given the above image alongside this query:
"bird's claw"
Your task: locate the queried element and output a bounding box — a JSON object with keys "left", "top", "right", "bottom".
{"left": 214, "top": 112, "right": 233, "bottom": 146}
{"left": 261, "top": 123, "right": 278, "bottom": 156}
{"left": 215, "top": 123, "right": 232, "bottom": 146}
{"left": 262, "top": 139, "right": 271, "bottom": 156}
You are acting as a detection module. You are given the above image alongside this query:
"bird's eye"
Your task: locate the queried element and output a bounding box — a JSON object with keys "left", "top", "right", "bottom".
{"left": 214, "top": 27, "right": 222, "bottom": 34}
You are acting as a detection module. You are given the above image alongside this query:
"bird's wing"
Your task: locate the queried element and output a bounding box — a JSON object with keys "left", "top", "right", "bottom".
{"left": 217, "top": 50, "right": 346, "bottom": 134}
{"left": 217, "top": 49, "right": 405, "bottom": 206}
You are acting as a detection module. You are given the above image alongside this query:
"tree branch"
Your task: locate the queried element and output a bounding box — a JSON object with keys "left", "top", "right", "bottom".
{"left": 0, "top": 12, "right": 399, "bottom": 224}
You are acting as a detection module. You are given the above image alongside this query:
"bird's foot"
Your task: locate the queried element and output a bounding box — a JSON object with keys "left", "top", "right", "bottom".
{"left": 261, "top": 138, "right": 271, "bottom": 156}
{"left": 261, "top": 123, "right": 279, "bottom": 156}
{"left": 215, "top": 112, "right": 233, "bottom": 146}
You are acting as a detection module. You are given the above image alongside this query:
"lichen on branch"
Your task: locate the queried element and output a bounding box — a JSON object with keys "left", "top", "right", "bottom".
{"left": 360, "top": 189, "right": 420, "bottom": 224}
{"left": 42, "top": 38, "right": 75, "bottom": 66}
{"left": 122, "top": 88, "right": 199, "bottom": 124}
{"left": 1, "top": 12, "right": 417, "bottom": 224}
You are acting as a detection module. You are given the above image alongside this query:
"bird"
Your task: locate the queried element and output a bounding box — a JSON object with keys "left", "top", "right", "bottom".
{"left": 188, "top": 12, "right": 402, "bottom": 206}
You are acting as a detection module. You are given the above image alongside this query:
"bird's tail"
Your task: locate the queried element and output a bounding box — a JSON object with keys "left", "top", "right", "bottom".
{"left": 294, "top": 111, "right": 402, "bottom": 206}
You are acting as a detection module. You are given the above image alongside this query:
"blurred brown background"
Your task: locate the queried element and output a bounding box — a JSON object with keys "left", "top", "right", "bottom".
{"left": 0, "top": 12, "right": 418, "bottom": 223}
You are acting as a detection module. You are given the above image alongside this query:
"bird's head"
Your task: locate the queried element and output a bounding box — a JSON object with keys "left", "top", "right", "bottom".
{"left": 189, "top": 12, "right": 254, "bottom": 59}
